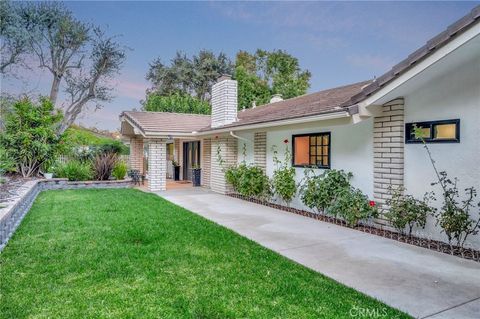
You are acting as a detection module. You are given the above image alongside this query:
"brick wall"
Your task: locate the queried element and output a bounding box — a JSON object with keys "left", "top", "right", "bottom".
{"left": 210, "top": 136, "right": 237, "bottom": 194}
{"left": 202, "top": 138, "right": 211, "bottom": 187}
{"left": 373, "top": 98, "right": 405, "bottom": 225}
{"left": 211, "top": 78, "right": 238, "bottom": 128}
{"left": 254, "top": 132, "right": 267, "bottom": 172}
{"left": 148, "top": 139, "right": 167, "bottom": 192}
{"left": 129, "top": 137, "right": 144, "bottom": 172}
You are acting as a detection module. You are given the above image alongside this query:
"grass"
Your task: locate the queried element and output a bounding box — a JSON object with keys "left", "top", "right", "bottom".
{"left": 0, "top": 189, "right": 411, "bottom": 318}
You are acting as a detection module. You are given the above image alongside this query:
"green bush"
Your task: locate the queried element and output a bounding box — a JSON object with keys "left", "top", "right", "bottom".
{"left": 271, "top": 144, "right": 296, "bottom": 205}
{"left": 299, "top": 169, "right": 352, "bottom": 214}
{"left": 0, "top": 97, "right": 63, "bottom": 177}
{"left": 112, "top": 161, "right": 128, "bottom": 180}
{"left": 329, "top": 187, "right": 378, "bottom": 227}
{"left": 54, "top": 161, "right": 93, "bottom": 181}
{"left": 385, "top": 187, "right": 435, "bottom": 236}
{"left": 225, "top": 163, "right": 271, "bottom": 199}
{"left": 0, "top": 147, "right": 16, "bottom": 174}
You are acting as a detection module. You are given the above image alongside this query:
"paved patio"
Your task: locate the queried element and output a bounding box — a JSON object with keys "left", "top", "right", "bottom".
{"left": 159, "top": 187, "right": 480, "bottom": 319}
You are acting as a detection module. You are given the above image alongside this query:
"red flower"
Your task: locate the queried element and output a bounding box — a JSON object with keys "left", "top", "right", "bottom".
{"left": 369, "top": 200, "right": 376, "bottom": 207}
{"left": 283, "top": 139, "right": 289, "bottom": 144}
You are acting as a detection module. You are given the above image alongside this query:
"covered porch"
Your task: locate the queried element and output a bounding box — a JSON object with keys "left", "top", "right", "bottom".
{"left": 119, "top": 112, "right": 212, "bottom": 192}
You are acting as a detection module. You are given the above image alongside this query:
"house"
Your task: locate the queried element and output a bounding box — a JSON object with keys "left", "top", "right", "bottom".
{"left": 120, "top": 6, "right": 480, "bottom": 246}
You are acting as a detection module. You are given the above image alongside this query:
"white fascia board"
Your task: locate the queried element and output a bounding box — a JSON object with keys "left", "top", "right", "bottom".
{"left": 144, "top": 131, "right": 199, "bottom": 138}
{"left": 195, "top": 110, "right": 350, "bottom": 136}
{"left": 360, "top": 22, "right": 480, "bottom": 107}
{"left": 121, "top": 116, "right": 146, "bottom": 137}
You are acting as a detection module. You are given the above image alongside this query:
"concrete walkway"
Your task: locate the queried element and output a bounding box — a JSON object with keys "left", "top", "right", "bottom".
{"left": 159, "top": 187, "right": 480, "bottom": 319}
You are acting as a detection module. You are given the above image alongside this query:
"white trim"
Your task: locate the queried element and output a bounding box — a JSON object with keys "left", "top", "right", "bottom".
{"left": 360, "top": 23, "right": 480, "bottom": 107}
{"left": 195, "top": 111, "right": 350, "bottom": 136}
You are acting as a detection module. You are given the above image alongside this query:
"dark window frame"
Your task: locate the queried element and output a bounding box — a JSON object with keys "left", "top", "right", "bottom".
{"left": 405, "top": 119, "right": 460, "bottom": 144}
{"left": 292, "top": 132, "right": 331, "bottom": 169}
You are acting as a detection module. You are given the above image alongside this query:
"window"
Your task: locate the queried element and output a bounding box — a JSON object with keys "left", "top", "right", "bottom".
{"left": 405, "top": 119, "right": 460, "bottom": 143}
{"left": 292, "top": 132, "right": 331, "bottom": 168}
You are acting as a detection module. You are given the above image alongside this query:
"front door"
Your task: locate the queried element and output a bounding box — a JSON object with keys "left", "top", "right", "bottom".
{"left": 183, "top": 141, "right": 200, "bottom": 181}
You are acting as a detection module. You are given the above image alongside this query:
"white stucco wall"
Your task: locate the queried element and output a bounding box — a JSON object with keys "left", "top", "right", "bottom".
{"left": 404, "top": 55, "right": 480, "bottom": 247}
{"left": 235, "top": 118, "right": 374, "bottom": 211}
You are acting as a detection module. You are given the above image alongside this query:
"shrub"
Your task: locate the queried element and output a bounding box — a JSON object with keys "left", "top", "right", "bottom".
{"left": 225, "top": 163, "right": 271, "bottom": 199}
{"left": 299, "top": 169, "right": 352, "bottom": 214}
{"left": 414, "top": 126, "right": 480, "bottom": 249}
{"left": 96, "top": 140, "right": 129, "bottom": 155}
{"left": 385, "top": 187, "right": 435, "bottom": 236}
{"left": 271, "top": 143, "right": 297, "bottom": 206}
{"left": 0, "top": 147, "right": 16, "bottom": 174}
{"left": 54, "top": 161, "right": 93, "bottom": 181}
{"left": 112, "top": 161, "right": 128, "bottom": 180}
{"left": 0, "top": 97, "right": 63, "bottom": 177}
{"left": 93, "top": 152, "right": 118, "bottom": 181}
{"left": 432, "top": 172, "right": 480, "bottom": 249}
{"left": 329, "top": 187, "right": 378, "bottom": 227}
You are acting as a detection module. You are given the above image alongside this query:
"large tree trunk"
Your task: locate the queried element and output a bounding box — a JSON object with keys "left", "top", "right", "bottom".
{"left": 50, "top": 74, "right": 61, "bottom": 105}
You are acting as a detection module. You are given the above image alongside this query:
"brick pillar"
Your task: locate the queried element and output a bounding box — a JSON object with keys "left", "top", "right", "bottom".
{"left": 202, "top": 138, "right": 211, "bottom": 187}
{"left": 373, "top": 98, "right": 405, "bottom": 225}
{"left": 148, "top": 139, "right": 167, "bottom": 192}
{"left": 211, "top": 136, "right": 237, "bottom": 194}
{"left": 254, "top": 132, "right": 267, "bottom": 173}
{"left": 174, "top": 139, "right": 180, "bottom": 162}
{"left": 129, "top": 137, "right": 144, "bottom": 172}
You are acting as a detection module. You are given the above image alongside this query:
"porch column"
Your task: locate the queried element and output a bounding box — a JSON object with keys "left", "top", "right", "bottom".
{"left": 148, "top": 139, "right": 167, "bottom": 192}
{"left": 211, "top": 136, "right": 237, "bottom": 194}
{"left": 202, "top": 138, "right": 211, "bottom": 187}
{"left": 373, "top": 98, "right": 405, "bottom": 226}
{"left": 129, "top": 137, "right": 144, "bottom": 172}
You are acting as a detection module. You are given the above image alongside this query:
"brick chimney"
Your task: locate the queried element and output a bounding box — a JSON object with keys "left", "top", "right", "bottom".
{"left": 211, "top": 75, "right": 237, "bottom": 128}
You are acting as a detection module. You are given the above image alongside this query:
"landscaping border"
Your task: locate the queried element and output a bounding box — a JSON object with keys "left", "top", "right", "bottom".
{"left": 227, "top": 193, "right": 480, "bottom": 263}
{"left": 0, "top": 178, "right": 132, "bottom": 251}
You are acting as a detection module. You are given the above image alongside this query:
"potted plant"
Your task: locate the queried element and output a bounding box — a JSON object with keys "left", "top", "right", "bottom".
{"left": 192, "top": 165, "right": 201, "bottom": 187}
{"left": 42, "top": 161, "right": 55, "bottom": 179}
{"left": 172, "top": 160, "right": 180, "bottom": 181}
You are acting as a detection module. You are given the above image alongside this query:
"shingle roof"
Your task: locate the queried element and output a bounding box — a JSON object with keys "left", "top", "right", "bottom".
{"left": 344, "top": 4, "right": 480, "bottom": 106}
{"left": 121, "top": 111, "right": 211, "bottom": 134}
{"left": 204, "top": 80, "right": 371, "bottom": 131}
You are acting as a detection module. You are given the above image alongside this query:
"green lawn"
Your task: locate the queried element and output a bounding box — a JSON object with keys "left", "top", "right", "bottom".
{"left": 0, "top": 189, "right": 410, "bottom": 318}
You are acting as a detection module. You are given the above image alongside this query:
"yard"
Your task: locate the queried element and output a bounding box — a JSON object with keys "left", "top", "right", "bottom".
{"left": 0, "top": 188, "right": 410, "bottom": 318}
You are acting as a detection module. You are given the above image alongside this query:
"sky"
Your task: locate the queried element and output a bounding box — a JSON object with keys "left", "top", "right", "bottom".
{"left": 1, "top": 1, "right": 479, "bottom": 131}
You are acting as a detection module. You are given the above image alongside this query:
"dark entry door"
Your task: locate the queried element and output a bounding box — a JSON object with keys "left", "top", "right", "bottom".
{"left": 183, "top": 141, "right": 200, "bottom": 181}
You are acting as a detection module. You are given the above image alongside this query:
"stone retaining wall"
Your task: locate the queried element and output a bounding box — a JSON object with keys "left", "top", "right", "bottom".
{"left": 0, "top": 179, "right": 132, "bottom": 251}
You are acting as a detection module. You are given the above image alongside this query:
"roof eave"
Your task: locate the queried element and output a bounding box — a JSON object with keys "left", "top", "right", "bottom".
{"left": 358, "top": 21, "right": 480, "bottom": 108}
{"left": 196, "top": 109, "right": 352, "bottom": 135}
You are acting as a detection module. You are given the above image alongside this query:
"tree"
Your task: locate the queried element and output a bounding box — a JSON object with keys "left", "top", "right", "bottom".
{"left": 143, "top": 92, "right": 210, "bottom": 115}
{"left": 0, "top": 97, "right": 63, "bottom": 177}
{"left": 0, "top": 1, "right": 32, "bottom": 73}
{"left": 234, "top": 49, "right": 311, "bottom": 110}
{"left": 2, "top": 2, "right": 126, "bottom": 134}
{"left": 146, "top": 50, "right": 233, "bottom": 102}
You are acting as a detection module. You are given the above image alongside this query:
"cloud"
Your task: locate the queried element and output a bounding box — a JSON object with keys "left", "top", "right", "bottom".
{"left": 114, "top": 78, "right": 149, "bottom": 101}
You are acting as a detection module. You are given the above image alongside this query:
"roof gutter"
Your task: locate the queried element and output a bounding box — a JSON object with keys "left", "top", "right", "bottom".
{"left": 229, "top": 131, "right": 252, "bottom": 143}
{"left": 194, "top": 109, "right": 352, "bottom": 136}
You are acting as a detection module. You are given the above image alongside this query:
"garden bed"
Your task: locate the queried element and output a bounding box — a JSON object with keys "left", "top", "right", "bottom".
{"left": 227, "top": 193, "right": 480, "bottom": 262}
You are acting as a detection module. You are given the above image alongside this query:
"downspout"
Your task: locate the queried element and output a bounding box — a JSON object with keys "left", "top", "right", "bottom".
{"left": 229, "top": 131, "right": 252, "bottom": 143}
